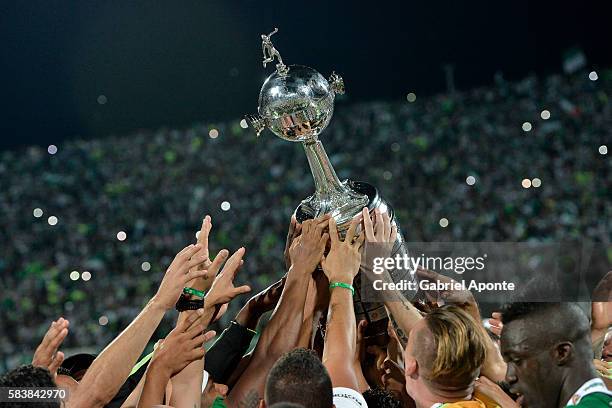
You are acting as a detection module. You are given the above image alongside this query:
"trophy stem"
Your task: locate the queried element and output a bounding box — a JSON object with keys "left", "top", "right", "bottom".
{"left": 303, "top": 140, "right": 345, "bottom": 196}
{"left": 300, "top": 140, "right": 369, "bottom": 224}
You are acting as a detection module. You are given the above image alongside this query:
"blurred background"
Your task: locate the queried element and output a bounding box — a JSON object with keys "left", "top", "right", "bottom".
{"left": 0, "top": 0, "right": 610, "bottom": 370}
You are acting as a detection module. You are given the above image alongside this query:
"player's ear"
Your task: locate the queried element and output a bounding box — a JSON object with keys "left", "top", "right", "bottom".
{"left": 553, "top": 341, "right": 574, "bottom": 365}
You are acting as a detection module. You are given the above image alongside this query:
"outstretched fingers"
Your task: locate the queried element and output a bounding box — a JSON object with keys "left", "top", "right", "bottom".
{"left": 362, "top": 207, "right": 375, "bottom": 241}
{"left": 328, "top": 217, "right": 340, "bottom": 245}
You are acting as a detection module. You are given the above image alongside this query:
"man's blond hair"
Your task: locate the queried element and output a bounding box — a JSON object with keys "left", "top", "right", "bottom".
{"left": 418, "top": 305, "right": 487, "bottom": 388}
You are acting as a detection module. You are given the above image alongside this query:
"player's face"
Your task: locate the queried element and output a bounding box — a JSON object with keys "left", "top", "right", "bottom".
{"left": 501, "top": 320, "right": 561, "bottom": 408}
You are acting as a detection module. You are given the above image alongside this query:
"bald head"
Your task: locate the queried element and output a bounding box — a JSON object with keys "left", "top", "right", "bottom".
{"left": 502, "top": 302, "right": 591, "bottom": 354}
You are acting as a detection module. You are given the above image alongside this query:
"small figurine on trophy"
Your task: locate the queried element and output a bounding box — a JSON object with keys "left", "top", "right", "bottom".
{"left": 261, "top": 28, "right": 287, "bottom": 75}
{"left": 245, "top": 28, "right": 413, "bottom": 333}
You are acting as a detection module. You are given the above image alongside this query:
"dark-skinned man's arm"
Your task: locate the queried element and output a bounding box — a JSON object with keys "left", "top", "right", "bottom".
{"left": 226, "top": 215, "right": 329, "bottom": 407}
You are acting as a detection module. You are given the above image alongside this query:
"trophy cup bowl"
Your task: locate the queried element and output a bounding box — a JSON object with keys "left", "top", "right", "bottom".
{"left": 258, "top": 65, "right": 335, "bottom": 143}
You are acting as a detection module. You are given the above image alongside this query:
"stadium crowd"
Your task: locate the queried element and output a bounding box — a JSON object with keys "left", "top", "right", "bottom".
{"left": 0, "top": 68, "right": 610, "bottom": 406}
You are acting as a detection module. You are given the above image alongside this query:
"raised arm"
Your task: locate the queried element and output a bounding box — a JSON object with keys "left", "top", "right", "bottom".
{"left": 137, "top": 311, "right": 215, "bottom": 408}
{"left": 227, "top": 215, "right": 329, "bottom": 406}
{"left": 321, "top": 216, "right": 364, "bottom": 390}
{"left": 361, "top": 208, "right": 423, "bottom": 343}
{"left": 171, "top": 246, "right": 252, "bottom": 408}
{"left": 32, "top": 317, "right": 69, "bottom": 378}
{"left": 591, "top": 271, "right": 612, "bottom": 347}
{"left": 68, "top": 244, "right": 209, "bottom": 408}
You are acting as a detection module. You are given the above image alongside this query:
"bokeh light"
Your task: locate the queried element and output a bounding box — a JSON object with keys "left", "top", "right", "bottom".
{"left": 540, "top": 110, "right": 550, "bottom": 120}
{"left": 33, "top": 208, "right": 43, "bottom": 218}
{"left": 97, "top": 95, "right": 108, "bottom": 105}
{"left": 209, "top": 129, "right": 219, "bottom": 139}
{"left": 221, "top": 201, "right": 231, "bottom": 211}
{"left": 522, "top": 122, "right": 532, "bottom": 132}
{"left": 116, "top": 231, "right": 127, "bottom": 241}
{"left": 466, "top": 176, "right": 476, "bottom": 185}
{"left": 599, "top": 145, "right": 608, "bottom": 155}
{"left": 69, "top": 271, "right": 80, "bottom": 281}
{"left": 141, "top": 262, "right": 151, "bottom": 272}
{"left": 439, "top": 218, "right": 449, "bottom": 228}
{"left": 406, "top": 92, "right": 417, "bottom": 103}
{"left": 98, "top": 315, "right": 109, "bottom": 326}
{"left": 47, "top": 145, "right": 58, "bottom": 155}
{"left": 48, "top": 216, "right": 58, "bottom": 226}
{"left": 521, "top": 178, "right": 532, "bottom": 188}
{"left": 240, "top": 119, "right": 248, "bottom": 129}
{"left": 589, "top": 71, "right": 598, "bottom": 81}
{"left": 81, "top": 271, "right": 92, "bottom": 281}
{"left": 532, "top": 178, "right": 542, "bottom": 188}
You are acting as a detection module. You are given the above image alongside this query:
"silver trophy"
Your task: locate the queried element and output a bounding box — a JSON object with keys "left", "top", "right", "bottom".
{"left": 245, "top": 29, "right": 413, "bottom": 329}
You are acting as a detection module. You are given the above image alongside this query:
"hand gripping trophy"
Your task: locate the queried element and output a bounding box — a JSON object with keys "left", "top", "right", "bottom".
{"left": 245, "top": 28, "right": 413, "bottom": 334}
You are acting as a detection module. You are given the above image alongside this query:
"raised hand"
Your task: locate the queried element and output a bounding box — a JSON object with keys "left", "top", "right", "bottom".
{"left": 236, "top": 277, "right": 286, "bottom": 329}
{"left": 205, "top": 247, "right": 251, "bottom": 308}
{"left": 32, "top": 317, "right": 69, "bottom": 377}
{"left": 151, "top": 310, "right": 216, "bottom": 377}
{"left": 415, "top": 267, "right": 477, "bottom": 312}
{"left": 288, "top": 214, "right": 330, "bottom": 275}
{"left": 284, "top": 215, "right": 302, "bottom": 270}
{"left": 488, "top": 312, "right": 504, "bottom": 337}
{"left": 362, "top": 207, "right": 397, "bottom": 244}
{"left": 321, "top": 216, "right": 364, "bottom": 284}
{"left": 246, "top": 277, "right": 286, "bottom": 314}
{"left": 154, "top": 244, "right": 211, "bottom": 310}
{"left": 186, "top": 215, "right": 215, "bottom": 290}
{"left": 361, "top": 208, "right": 397, "bottom": 282}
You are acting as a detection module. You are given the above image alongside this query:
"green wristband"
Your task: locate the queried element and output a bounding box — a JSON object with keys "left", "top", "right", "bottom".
{"left": 329, "top": 282, "right": 355, "bottom": 296}
{"left": 183, "top": 287, "right": 206, "bottom": 298}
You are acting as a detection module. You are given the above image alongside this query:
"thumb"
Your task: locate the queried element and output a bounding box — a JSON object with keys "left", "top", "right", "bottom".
{"left": 203, "top": 330, "right": 217, "bottom": 343}
{"left": 233, "top": 285, "right": 251, "bottom": 296}
{"left": 49, "top": 351, "right": 65, "bottom": 375}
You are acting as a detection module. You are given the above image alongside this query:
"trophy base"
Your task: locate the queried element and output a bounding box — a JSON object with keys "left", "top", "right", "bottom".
{"left": 294, "top": 180, "right": 414, "bottom": 337}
